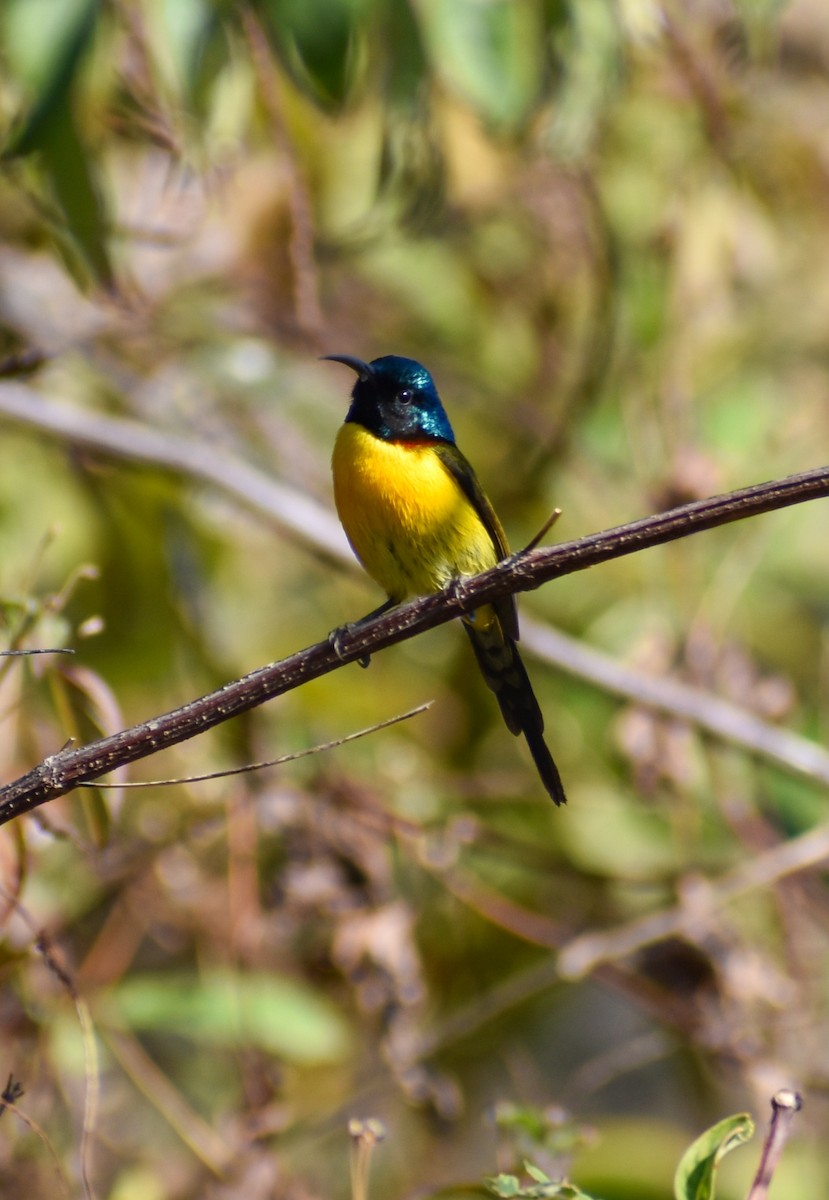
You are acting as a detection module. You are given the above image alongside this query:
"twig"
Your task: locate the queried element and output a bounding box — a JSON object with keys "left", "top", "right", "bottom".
{"left": 746, "top": 1090, "right": 802, "bottom": 1200}
{"left": 521, "top": 508, "right": 562, "bottom": 553}
{"left": 0, "top": 386, "right": 825, "bottom": 781}
{"left": 1, "top": 384, "right": 828, "bottom": 797}
{"left": 349, "top": 1118, "right": 386, "bottom": 1200}
{"left": 0, "top": 461, "right": 826, "bottom": 823}
{"left": 0, "top": 1074, "right": 24, "bottom": 1116}
{"left": 522, "top": 618, "right": 829, "bottom": 786}
{"left": 0, "top": 384, "right": 349, "bottom": 559}
{"left": 112, "top": 0, "right": 184, "bottom": 157}
{"left": 0, "top": 348, "right": 50, "bottom": 377}
{"left": 558, "top": 820, "right": 829, "bottom": 979}
{"left": 103, "top": 1029, "right": 234, "bottom": 1174}
{"left": 0, "top": 885, "right": 101, "bottom": 1200}
{"left": 0, "top": 1094, "right": 73, "bottom": 1198}
{"left": 75, "top": 702, "right": 431, "bottom": 787}
{"left": 0, "top": 648, "right": 74, "bottom": 656}
{"left": 661, "top": 4, "right": 731, "bottom": 156}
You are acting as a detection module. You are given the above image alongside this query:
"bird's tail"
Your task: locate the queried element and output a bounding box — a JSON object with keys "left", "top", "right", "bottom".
{"left": 462, "top": 610, "right": 567, "bottom": 806}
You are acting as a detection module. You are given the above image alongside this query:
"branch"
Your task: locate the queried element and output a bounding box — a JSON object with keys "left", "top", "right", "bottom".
{"left": 0, "top": 462, "right": 827, "bottom": 825}
{"left": 746, "top": 1089, "right": 803, "bottom": 1200}
{"left": 0, "top": 384, "right": 349, "bottom": 559}
{"left": 522, "top": 619, "right": 829, "bottom": 786}
{"left": 558, "top": 818, "right": 829, "bottom": 979}
{"left": 2, "top": 386, "right": 828, "bottom": 788}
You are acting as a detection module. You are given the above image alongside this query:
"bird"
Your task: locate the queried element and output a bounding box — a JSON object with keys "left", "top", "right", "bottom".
{"left": 325, "top": 353, "right": 566, "bottom": 806}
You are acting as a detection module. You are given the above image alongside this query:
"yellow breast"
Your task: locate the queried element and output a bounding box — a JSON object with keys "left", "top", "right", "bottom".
{"left": 332, "top": 423, "right": 499, "bottom": 602}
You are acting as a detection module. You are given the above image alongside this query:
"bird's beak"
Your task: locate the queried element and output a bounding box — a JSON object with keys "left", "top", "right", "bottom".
{"left": 321, "top": 354, "right": 373, "bottom": 382}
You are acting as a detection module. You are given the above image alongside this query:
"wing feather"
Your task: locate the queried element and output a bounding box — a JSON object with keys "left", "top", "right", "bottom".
{"left": 432, "top": 442, "right": 519, "bottom": 641}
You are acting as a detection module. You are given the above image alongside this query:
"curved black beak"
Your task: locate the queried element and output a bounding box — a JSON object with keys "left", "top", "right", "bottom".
{"left": 321, "top": 354, "right": 374, "bottom": 382}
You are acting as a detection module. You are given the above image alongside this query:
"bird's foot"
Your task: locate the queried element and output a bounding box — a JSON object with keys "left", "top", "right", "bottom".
{"left": 446, "top": 576, "right": 470, "bottom": 611}
{"left": 328, "top": 624, "right": 371, "bottom": 669}
{"left": 330, "top": 599, "right": 398, "bottom": 669}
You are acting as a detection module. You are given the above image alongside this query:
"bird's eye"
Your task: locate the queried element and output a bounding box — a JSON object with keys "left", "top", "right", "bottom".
{"left": 398, "top": 389, "right": 413, "bottom": 405}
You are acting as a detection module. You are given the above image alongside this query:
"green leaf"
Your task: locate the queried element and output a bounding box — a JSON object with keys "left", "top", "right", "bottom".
{"left": 545, "top": 0, "right": 623, "bottom": 160}
{"left": 104, "top": 970, "right": 353, "bottom": 1065}
{"left": 2, "top": 0, "right": 113, "bottom": 289}
{"left": 485, "top": 1168, "right": 604, "bottom": 1200}
{"left": 488, "top": 1174, "right": 522, "bottom": 1198}
{"left": 37, "top": 106, "right": 115, "bottom": 291}
{"left": 1, "top": 0, "right": 99, "bottom": 92}
{"left": 417, "top": 0, "right": 545, "bottom": 129}
{"left": 260, "top": 0, "right": 365, "bottom": 111}
{"left": 3, "top": 0, "right": 101, "bottom": 156}
{"left": 673, "top": 1113, "right": 755, "bottom": 1200}
{"left": 492, "top": 1103, "right": 592, "bottom": 1159}
{"left": 525, "top": 1166, "right": 551, "bottom": 1185}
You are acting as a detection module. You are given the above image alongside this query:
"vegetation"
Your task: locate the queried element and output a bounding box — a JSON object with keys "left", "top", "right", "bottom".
{"left": 0, "top": 0, "right": 827, "bottom": 1196}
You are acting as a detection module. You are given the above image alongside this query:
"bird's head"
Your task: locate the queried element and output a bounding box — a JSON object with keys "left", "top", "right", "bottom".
{"left": 324, "top": 354, "right": 455, "bottom": 443}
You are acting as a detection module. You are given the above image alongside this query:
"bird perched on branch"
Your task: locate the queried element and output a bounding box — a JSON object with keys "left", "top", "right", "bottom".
{"left": 326, "top": 353, "right": 566, "bottom": 805}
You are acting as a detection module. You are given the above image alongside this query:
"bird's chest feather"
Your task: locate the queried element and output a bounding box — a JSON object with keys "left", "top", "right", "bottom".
{"left": 332, "top": 423, "right": 498, "bottom": 600}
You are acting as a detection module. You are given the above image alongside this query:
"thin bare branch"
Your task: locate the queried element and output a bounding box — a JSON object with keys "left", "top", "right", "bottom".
{"left": 0, "top": 384, "right": 349, "bottom": 560}
{"left": 349, "top": 1118, "right": 386, "bottom": 1200}
{"left": 0, "top": 348, "right": 50, "bottom": 377}
{"left": 0, "top": 890, "right": 100, "bottom": 1199}
{"left": 1, "top": 383, "right": 828, "bottom": 798}
{"left": 0, "top": 648, "right": 74, "bottom": 656}
{"left": 102, "top": 1029, "right": 234, "bottom": 1175}
{"left": 747, "top": 1090, "right": 803, "bottom": 1200}
{"left": 76, "top": 702, "right": 431, "bottom": 787}
{"left": 521, "top": 507, "right": 562, "bottom": 553}
{"left": 0, "top": 461, "right": 826, "bottom": 824}
{"left": 0, "top": 1075, "right": 24, "bottom": 1116}
{"left": 1, "top": 384, "right": 826, "bottom": 779}
{"left": 0, "top": 1096, "right": 72, "bottom": 1198}
{"left": 522, "top": 619, "right": 829, "bottom": 786}
{"left": 558, "top": 820, "right": 829, "bottom": 979}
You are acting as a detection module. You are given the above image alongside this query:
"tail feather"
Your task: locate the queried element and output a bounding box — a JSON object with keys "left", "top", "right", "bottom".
{"left": 463, "top": 617, "right": 567, "bottom": 806}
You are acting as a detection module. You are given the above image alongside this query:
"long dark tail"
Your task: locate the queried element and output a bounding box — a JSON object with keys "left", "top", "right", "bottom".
{"left": 463, "top": 619, "right": 567, "bottom": 806}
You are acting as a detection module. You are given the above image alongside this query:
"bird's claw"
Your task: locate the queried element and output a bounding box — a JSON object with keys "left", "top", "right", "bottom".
{"left": 328, "top": 624, "right": 371, "bottom": 669}
{"left": 446, "top": 576, "right": 468, "bottom": 608}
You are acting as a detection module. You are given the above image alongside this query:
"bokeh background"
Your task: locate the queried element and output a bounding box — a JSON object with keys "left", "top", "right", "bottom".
{"left": 0, "top": 0, "right": 828, "bottom": 1196}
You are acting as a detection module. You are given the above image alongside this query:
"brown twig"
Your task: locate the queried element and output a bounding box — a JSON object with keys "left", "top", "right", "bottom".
{"left": 0, "top": 385, "right": 348, "bottom": 559}
{"left": 1, "top": 888, "right": 100, "bottom": 1200}
{"left": 349, "top": 1118, "right": 386, "bottom": 1200}
{"left": 0, "top": 648, "right": 74, "bottom": 656}
{"left": 0, "top": 462, "right": 826, "bottom": 824}
{"left": 0, "top": 1074, "right": 24, "bottom": 1117}
{"left": 521, "top": 507, "right": 562, "bottom": 553}
{"left": 0, "top": 1094, "right": 72, "bottom": 1197}
{"left": 76, "top": 703, "right": 431, "bottom": 787}
{"left": 521, "top": 618, "right": 829, "bottom": 786}
{"left": 0, "top": 348, "right": 50, "bottom": 378}
{"left": 662, "top": 5, "right": 731, "bottom": 156}
{"left": 558, "top": 821, "right": 829, "bottom": 980}
{"left": 2, "top": 385, "right": 828, "bottom": 788}
{"left": 746, "top": 1090, "right": 803, "bottom": 1200}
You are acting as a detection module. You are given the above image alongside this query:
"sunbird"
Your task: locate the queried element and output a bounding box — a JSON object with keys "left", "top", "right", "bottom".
{"left": 326, "top": 353, "right": 566, "bottom": 806}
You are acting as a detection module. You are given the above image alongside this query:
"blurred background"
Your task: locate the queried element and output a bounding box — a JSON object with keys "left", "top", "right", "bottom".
{"left": 0, "top": 0, "right": 828, "bottom": 1196}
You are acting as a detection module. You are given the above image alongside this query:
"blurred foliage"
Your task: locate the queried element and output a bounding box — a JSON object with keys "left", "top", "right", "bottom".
{"left": 0, "top": 0, "right": 827, "bottom": 1196}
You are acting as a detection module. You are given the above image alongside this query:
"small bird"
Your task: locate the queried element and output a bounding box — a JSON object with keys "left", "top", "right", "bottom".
{"left": 326, "top": 353, "right": 566, "bottom": 805}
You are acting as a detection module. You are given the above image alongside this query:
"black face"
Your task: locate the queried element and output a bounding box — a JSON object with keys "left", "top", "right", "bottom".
{"left": 325, "top": 354, "right": 456, "bottom": 443}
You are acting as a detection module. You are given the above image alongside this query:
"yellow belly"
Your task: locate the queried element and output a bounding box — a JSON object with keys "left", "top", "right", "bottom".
{"left": 332, "top": 423, "right": 499, "bottom": 602}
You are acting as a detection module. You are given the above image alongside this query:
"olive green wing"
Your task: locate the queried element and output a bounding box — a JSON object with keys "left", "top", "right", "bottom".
{"left": 432, "top": 441, "right": 519, "bottom": 641}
